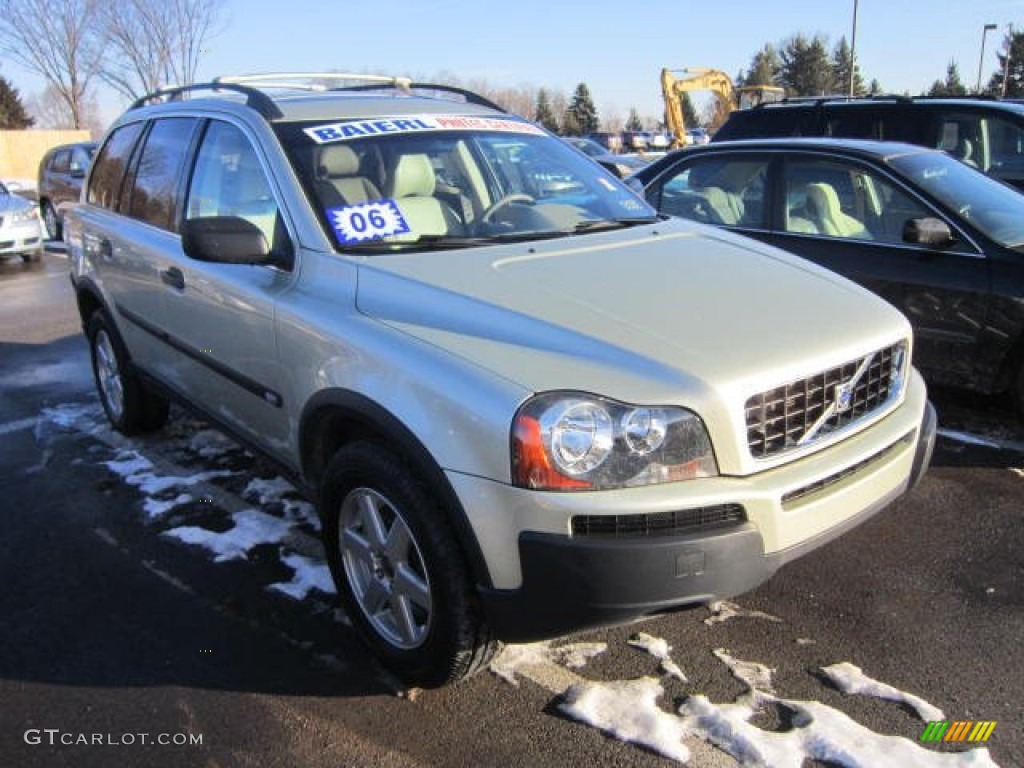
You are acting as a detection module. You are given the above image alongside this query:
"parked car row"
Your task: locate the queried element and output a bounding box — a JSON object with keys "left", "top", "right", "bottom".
{"left": 37, "top": 141, "right": 98, "bottom": 240}
{"left": 582, "top": 130, "right": 675, "bottom": 153}
{"left": 0, "top": 180, "right": 43, "bottom": 262}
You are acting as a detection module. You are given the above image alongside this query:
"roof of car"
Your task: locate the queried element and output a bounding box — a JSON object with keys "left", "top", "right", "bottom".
{"left": 631, "top": 137, "right": 941, "bottom": 182}
{"left": 738, "top": 95, "right": 1024, "bottom": 115}
{"left": 686, "top": 136, "right": 937, "bottom": 160}
{"left": 124, "top": 75, "right": 507, "bottom": 124}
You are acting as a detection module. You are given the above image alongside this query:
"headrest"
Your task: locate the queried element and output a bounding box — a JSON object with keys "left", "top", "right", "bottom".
{"left": 317, "top": 145, "right": 361, "bottom": 178}
{"left": 391, "top": 154, "right": 436, "bottom": 198}
{"left": 805, "top": 182, "right": 840, "bottom": 214}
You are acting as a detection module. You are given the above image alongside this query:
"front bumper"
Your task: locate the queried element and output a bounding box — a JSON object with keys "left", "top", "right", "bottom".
{"left": 0, "top": 217, "right": 43, "bottom": 256}
{"left": 456, "top": 376, "right": 935, "bottom": 643}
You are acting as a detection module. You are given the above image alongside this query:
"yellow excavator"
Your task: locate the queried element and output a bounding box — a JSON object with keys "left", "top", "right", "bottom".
{"left": 661, "top": 68, "right": 785, "bottom": 148}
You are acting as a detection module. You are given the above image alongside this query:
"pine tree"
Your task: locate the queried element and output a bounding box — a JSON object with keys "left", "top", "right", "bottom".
{"left": 928, "top": 61, "right": 967, "bottom": 96}
{"left": 988, "top": 29, "right": 1024, "bottom": 97}
{"left": 780, "top": 34, "right": 834, "bottom": 96}
{"left": 625, "top": 108, "right": 643, "bottom": 132}
{"left": 745, "top": 44, "right": 783, "bottom": 87}
{"left": 534, "top": 88, "right": 559, "bottom": 133}
{"left": 832, "top": 37, "right": 866, "bottom": 96}
{"left": 0, "top": 76, "right": 34, "bottom": 129}
{"left": 565, "top": 83, "right": 598, "bottom": 136}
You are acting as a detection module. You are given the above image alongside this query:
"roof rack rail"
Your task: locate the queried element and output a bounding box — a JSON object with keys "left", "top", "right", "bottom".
{"left": 337, "top": 82, "right": 505, "bottom": 112}
{"left": 751, "top": 93, "right": 914, "bottom": 109}
{"left": 216, "top": 72, "right": 413, "bottom": 91}
{"left": 130, "top": 81, "right": 284, "bottom": 119}
{"left": 128, "top": 73, "right": 505, "bottom": 121}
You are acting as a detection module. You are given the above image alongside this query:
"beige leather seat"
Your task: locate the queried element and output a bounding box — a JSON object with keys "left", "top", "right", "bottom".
{"left": 699, "top": 186, "right": 745, "bottom": 225}
{"left": 955, "top": 138, "right": 978, "bottom": 167}
{"left": 805, "top": 182, "right": 869, "bottom": 239}
{"left": 387, "top": 154, "right": 464, "bottom": 239}
{"left": 315, "top": 145, "right": 381, "bottom": 206}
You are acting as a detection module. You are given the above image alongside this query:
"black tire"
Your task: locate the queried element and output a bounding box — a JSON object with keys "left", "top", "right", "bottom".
{"left": 320, "top": 441, "right": 496, "bottom": 688}
{"left": 20, "top": 249, "right": 42, "bottom": 263}
{"left": 41, "top": 201, "right": 60, "bottom": 241}
{"left": 1014, "top": 360, "right": 1024, "bottom": 420}
{"left": 87, "top": 311, "right": 169, "bottom": 435}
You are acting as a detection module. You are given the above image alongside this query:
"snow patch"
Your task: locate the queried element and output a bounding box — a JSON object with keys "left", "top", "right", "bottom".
{"left": 268, "top": 552, "right": 336, "bottom": 599}
{"left": 704, "top": 600, "right": 783, "bottom": 626}
{"left": 143, "top": 493, "right": 193, "bottom": 519}
{"left": 821, "top": 661, "right": 945, "bottom": 721}
{"left": 489, "top": 641, "right": 606, "bottom": 686}
{"left": 188, "top": 429, "right": 238, "bottom": 458}
{"left": 243, "top": 476, "right": 320, "bottom": 530}
{"left": 162, "top": 509, "right": 294, "bottom": 562}
{"left": 560, "top": 678, "right": 692, "bottom": 764}
{"left": 103, "top": 449, "right": 235, "bottom": 498}
{"left": 628, "top": 632, "right": 688, "bottom": 682}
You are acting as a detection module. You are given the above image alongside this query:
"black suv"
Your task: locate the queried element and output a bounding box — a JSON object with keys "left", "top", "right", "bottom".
{"left": 37, "top": 141, "right": 98, "bottom": 239}
{"left": 714, "top": 97, "right": 1024, "bottom": 191}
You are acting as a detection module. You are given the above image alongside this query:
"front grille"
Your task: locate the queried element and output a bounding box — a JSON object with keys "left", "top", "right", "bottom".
{"left": 781, "top": 431, "right": 914, "bottom": 507}
{"left": 571, "top": 504, "right": 746, "bottom": 538}
{"left": 746, "top": 343, "right": 904, "bottom": 459}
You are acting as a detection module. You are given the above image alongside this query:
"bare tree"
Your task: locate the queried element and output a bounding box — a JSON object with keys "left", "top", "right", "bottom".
{"left": 26, "top": 82, "right": 104, "bottom": 135}
{"left": 98, "top": 0, "right": 225, "bottom": 100}
{"left": 0, "top": 0, "right": 103, "bottom": 129}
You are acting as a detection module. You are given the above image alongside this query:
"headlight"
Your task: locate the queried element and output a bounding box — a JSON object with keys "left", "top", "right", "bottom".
{"left": 11, "top": 208, "right": 37, "bottom": 224}
{"left": 512, "top": 392, "right": 718, "bottom": 491}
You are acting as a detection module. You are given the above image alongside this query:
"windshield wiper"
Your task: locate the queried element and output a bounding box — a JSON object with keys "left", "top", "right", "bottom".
{"left": 341, "top": 235, "right": 495, "bottom": 253}
{"left": 571, "top": 216, "right": 660, "bottom": 233}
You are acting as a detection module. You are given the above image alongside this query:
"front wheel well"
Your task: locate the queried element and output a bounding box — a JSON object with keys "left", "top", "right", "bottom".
{"left": 74, "top": 283, "right": 105, "bottom": 327}
{"left": 299, "top": 391, "right": 494, "bottom": 589}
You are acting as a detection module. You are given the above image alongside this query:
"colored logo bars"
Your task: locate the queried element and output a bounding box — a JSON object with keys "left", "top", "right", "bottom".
{"left": 921, "top": 721, "right": 997, "bottom": 743}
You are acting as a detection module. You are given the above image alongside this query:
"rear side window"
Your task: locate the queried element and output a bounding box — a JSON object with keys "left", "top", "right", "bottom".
{"left": 126, "top": 117, "right": 199, "bottom": 231}
{"left": 716, "top": 108, "right": 820, "bottom": 140}
{"left": 51, "top": 150, "right": 70, "bottom": 174}
{"left": 87, "top": 123, "right": 146, "bottom": 210}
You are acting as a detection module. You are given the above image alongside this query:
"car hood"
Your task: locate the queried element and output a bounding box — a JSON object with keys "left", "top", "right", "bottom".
{"left": 354, "top": 219, "right": 909, "bottom": 406}
{"left": 0, "top": 194, "right": 32, "bottom": 214}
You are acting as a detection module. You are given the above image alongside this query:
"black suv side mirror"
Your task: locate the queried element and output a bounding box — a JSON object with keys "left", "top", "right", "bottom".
{"left": 182, "top": 216, "right": 280, "bottom": 266}
{"left": 902, "top": 217, "right": 955, "bottom": 249}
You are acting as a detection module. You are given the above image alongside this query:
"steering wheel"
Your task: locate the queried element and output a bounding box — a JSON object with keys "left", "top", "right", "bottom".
{"left": 479, "top": 194, "right": 535, "bottom": 225}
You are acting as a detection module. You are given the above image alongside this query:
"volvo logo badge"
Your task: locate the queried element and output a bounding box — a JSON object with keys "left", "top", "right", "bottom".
{"left": 834, "top": 382, "right": 854, "bottom": 414}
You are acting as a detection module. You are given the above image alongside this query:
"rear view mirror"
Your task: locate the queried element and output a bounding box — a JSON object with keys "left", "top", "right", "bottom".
{"left": 182, "top": 216, "right": 275, "bottom": 265}
{"left": 902, "top": 217, "right": 955, "bottom": 248}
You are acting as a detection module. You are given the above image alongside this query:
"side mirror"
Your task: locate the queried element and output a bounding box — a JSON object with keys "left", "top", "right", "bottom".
{"left": 182, "top": 216, "right": 277, "bottom": 266}
{"left": 902, "top": 217, "right": 955, "bottom": 249}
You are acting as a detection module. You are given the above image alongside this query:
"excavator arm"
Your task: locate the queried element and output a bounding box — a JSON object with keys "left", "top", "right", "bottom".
{"left": 661, "top": 68, "right": 785, "bottom": 148}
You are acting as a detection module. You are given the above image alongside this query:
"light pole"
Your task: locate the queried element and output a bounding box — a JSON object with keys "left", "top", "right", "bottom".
{"left": 849, "top": 0, "right": 859, "bottom": 97}
{"left": 978, "top": 23, "right": 998, "bottom": 93}
{"left": 1001, "top": 24, "right": 1014, "bottom": 98}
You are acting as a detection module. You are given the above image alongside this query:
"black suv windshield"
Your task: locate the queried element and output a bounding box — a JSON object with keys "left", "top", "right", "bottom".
{"left": 273, "top": 115, "right": 655, "bottom": 251}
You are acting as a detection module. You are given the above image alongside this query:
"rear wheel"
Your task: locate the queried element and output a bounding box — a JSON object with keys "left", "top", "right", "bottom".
{"left": 87, "top": 311, "right": 169, "bottom": 435}
{"left": 1014, "top": 360, "right": 1024, "bottom": 420}
{"left": 41, "top": 201, "right": 60, "bottom": 241}
{"left": 321, "top": 442, "right": 495, "bottom": 688}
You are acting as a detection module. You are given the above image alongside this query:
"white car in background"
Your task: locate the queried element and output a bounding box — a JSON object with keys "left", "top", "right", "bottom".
{"left": 0, "top": 180, "right": 43, "bottom": 262}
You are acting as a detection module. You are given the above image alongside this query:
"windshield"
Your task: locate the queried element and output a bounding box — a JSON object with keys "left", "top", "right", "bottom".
{"left": 890, "top": 150, "right": 1024, "bottom": 249}
{"left": 274, "top": 114, "right": 656, "bottom": 251}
